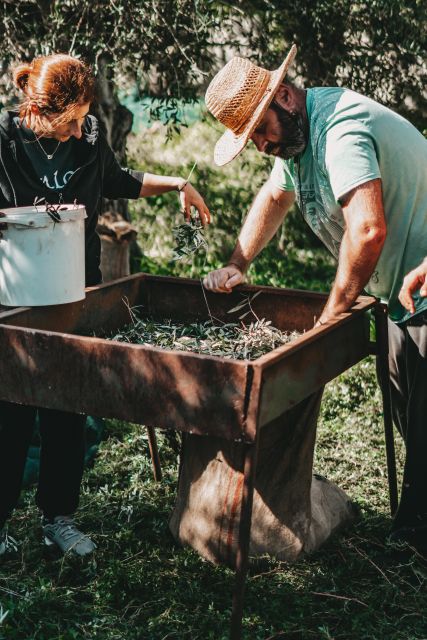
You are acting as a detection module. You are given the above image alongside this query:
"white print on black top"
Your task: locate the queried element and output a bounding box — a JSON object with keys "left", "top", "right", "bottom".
{"left": 41, "top": 169, "right": 78, "bottom": 190}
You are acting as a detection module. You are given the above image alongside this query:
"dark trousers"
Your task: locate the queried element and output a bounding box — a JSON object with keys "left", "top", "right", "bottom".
{"left": 0, "top": 401, "right": 86, "bottom": 528}
{"left": 387, "top": 311, "right": 427, "bottom": 533}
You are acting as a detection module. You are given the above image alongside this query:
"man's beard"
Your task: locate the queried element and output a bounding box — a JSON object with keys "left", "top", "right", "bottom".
{"left": 264, "top": 102, "right": 308, "bottom": 160}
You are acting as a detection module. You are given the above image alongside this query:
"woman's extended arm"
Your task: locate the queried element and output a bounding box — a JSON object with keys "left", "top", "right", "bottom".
{"left": 140, "top": 173, "right": 211, "bottom": 226}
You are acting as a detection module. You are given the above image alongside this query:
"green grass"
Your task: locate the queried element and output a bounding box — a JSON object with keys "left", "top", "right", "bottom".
{"left": 2, "top": 361, "right": 425, "bottom": 640}
{"left": 1, "top": 122, "right": 425, "bottom": 639}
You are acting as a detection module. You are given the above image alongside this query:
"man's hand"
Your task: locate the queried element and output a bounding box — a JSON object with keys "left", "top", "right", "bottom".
{"left": 203, "top": 264, "right": 243, "bottom": 293}
{"left": 204, "top": 182, "right": 293, "bottom": 295}
{"left": 398, "top": 258, "right": 427, "bottom": 314}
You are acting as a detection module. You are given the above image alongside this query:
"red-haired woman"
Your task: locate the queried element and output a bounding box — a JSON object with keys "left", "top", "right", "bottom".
{"left": 0, "top": 54, "right": 210, "bottom": 557}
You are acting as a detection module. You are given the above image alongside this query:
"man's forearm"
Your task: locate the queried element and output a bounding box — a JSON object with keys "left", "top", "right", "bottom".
{"left": 228, "top": 181, "right": 293, "bottom": 272}
{"left": 321, "top": 232, "right": 383, "bottom": 320}
{"left": 319, "top": 178, "right": 386, "bottom": 324}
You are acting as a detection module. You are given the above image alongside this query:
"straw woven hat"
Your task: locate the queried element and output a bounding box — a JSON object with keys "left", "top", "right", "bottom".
{"left": 205, "top": 45, "right": 297, "bottom": 166}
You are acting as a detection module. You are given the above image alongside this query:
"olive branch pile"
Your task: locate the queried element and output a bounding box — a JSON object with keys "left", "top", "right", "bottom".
{"left": 105, "top": 294, "right": 300, "bottom": 361}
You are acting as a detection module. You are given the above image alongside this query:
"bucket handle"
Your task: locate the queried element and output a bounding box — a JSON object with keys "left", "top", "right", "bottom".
{"left": 38, "top": 201, "right": 67, "bottom": 223}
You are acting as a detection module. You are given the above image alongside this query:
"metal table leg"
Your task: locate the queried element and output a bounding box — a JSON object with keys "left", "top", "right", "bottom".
{"left": 374, "top": 304, "right": 398, "bottom": 516}
{"left": 230, "top": 439, "right": 259, "bottom": 640}
{"left": 147, "top": 424, "right": 162, "bottom": 482}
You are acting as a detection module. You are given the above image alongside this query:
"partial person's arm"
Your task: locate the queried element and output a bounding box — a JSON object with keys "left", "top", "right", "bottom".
{"left": 203, "top": 179, "right": 295, "bottom": 292}
{"left": 317, "top": 178, "right": 386, "bottom": 325}
{"left": 140, "top": 173, "right": 210, "bottom": 225}
{"left": 398, "top": 258, "right": 427, "bottom": 314}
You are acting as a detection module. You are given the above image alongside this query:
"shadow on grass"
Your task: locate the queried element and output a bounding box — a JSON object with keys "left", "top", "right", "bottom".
{"left": 1, "top": 500, "right": 425, "bottom": 640}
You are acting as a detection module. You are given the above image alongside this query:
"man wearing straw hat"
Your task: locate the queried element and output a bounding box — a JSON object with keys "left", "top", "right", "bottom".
{"left": 203, "top": 45, "right": 427, "bottom": 556}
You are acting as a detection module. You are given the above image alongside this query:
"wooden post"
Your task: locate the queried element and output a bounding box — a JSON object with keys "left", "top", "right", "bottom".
{"left": 98, "top": 212, "right": 137, "bottom": 283}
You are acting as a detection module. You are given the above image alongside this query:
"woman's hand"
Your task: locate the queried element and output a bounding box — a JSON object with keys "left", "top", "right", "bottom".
{"left": 179, "top": 181, "right": 211, "bottom": 226}
{"left": 139, "top": 173, "right": 211, "bottom": 226}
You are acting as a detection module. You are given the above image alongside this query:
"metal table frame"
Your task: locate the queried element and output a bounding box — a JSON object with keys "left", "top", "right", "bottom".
{"left": 0, "top": 275, "right": 397, "bottom": 639}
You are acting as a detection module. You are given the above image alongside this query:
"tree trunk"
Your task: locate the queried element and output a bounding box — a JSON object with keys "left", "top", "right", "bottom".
{"left": 92, "top": 55, "right": 143, "bottom": 278}
{"left": 91, "top": 54, "right": 134, "bottom": 221}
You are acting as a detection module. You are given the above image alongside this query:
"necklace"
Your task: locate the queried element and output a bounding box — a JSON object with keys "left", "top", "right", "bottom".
{"left": 35, "top": 136, "right": 61, "bottom": 160}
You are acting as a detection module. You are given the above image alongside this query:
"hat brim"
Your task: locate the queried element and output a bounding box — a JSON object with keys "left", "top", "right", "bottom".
{"left": 213, "top": 44, "right": 297, "bottom": 167}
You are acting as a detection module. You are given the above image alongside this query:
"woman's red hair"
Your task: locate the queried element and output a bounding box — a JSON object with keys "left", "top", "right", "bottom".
{"left": 13, "top": 54, "right": 95, "bottom": 135}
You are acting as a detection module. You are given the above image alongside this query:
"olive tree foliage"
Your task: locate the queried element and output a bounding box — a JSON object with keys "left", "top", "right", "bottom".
{"left": 0, "top": 0, "right": 217, "bottom": 217}
{"left": 2, "top": 1, "right": 425, "bottom": 134}
{"left": 1, "top": 0, "right": 425, "bottom": 168}
{"left": 219, "top": 0, "right": 427, "bottom": 131}
{"left": 0, "top": 0, "right": 216, "bottom": 153}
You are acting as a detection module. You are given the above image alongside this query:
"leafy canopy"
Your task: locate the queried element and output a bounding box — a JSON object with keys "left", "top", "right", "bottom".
{"left": 1, "top": 0, "right": 425, "bottom": 129}
{"left": 222, "top": 0, "right": 427, "bottom": 130}
{"left": 0, "top": 0, "right": 216, "bottom": 114}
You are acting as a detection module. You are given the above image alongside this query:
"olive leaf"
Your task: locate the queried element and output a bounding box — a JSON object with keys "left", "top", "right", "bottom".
{"left": 172, "top": 217, "right": 207, "bottom": 261}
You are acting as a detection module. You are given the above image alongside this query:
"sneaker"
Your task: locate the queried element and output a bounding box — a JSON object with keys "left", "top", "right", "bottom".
{"left": 0, "top": 528, "right": 18, "bottom": 556}
{"left": 42, "top": 516, "right": 96, "bottom": 557}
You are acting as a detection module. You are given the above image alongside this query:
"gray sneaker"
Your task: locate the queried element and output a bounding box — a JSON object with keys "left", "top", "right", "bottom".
{"left": 43, "top": 516, "right": 96, "bottom": 557}
{"left": 0, "top": 528, "right": 18, "bottom": 556}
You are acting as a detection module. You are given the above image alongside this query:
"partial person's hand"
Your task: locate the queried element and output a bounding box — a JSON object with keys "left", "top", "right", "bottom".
{"left": 179, "top": 182, "right": 211, "bottom": 226}
{"left": 0, "top": 210, "right": 7, "bottom": 233}
{"left": 203, "top": 265, "right": 244, "bottom": 293}
{"left": 313, "top": 318, "right": 325, "bottom": 329}
{"left": 398, "top": 258, "right": 427, "bottom": 314}
{"left": 314, "top": 306, "right": 363, "bottom": 328}
{"left": 313, "top": 314, "right": 334, "bottom": 328}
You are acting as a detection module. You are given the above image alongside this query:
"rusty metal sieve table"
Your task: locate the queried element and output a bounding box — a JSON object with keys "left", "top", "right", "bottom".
{"left": 0, "top": 274, "right": 397, "bottom": 639}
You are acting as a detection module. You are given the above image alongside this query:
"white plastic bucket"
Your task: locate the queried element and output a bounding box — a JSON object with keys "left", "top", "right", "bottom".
{"left": 0, "top": 204, "right": 87, "bottom": 306}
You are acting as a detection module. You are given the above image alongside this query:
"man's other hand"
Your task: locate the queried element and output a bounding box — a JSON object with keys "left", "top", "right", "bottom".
{"left": 203, "top": 265, "right": 243, "bottom": 293}
{"left": 398, "top": 259, "right": 427, "bottom": 314}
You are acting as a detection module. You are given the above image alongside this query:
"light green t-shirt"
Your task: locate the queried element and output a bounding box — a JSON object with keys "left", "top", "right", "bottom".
{"left": 271, "top": 87, "right": 427, "bottom": 323}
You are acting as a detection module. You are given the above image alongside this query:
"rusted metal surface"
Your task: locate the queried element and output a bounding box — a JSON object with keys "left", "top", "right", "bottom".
{"left": 146, "top": 425, "right": 162, "bottom": 482}
{"left": 0, "top": 274, "right": 384, "bottom": 640}
{"left": 142, "top": 275, "right": 327, "bottom": 331}
{"left": 255, "top": 300, "right": 375, "bottom": 433}
{"left": 0, "top": 275, "right": 376, "bottom": 444}
{"left": 0, "top": 273, "right": 142, "bottom": 334}
{"left": 0, "top": 324, "right": 250, "bottom": 440}
{"left": 230, "top": 437, "right": 260, "bottom": 640}
{"left": 0, "top": 273, "right": 326, "bottom": 332}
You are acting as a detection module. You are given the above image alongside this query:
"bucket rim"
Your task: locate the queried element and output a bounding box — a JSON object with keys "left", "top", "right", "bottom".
{"left": 0, "top": 204, "right": 86, "bottom": 217}
{"left": 0, "top": 204, "right": 87, "bottom": 226}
